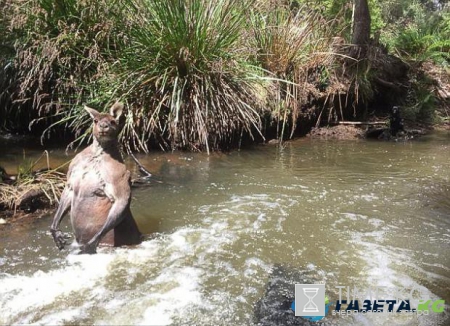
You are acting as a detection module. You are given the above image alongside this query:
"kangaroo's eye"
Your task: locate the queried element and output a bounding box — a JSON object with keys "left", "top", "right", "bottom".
{"left": 94, "top": 119, "right": 98, "bottom": 124}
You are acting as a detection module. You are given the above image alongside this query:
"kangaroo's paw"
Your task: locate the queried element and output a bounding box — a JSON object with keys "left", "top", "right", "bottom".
{"left": 78, "top": 242, "right": 97, "bottom": 255}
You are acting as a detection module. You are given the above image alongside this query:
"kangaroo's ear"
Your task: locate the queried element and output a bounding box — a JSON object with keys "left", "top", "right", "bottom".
{"left": 110, "top": 102, "right": 124, "bottom": 120}
{"left": 84, "top": 106, "right": 100, "bottom": 120}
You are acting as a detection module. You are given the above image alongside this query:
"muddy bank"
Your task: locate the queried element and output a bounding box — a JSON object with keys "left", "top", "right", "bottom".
{"left": 0, "top": 209, "right": 50, "bottom": 228}
{"left": 307, "top": 125, "right": 366, "bottom": 140}
{"left": 307, "top": 121, "right": 433, "bottom": 141}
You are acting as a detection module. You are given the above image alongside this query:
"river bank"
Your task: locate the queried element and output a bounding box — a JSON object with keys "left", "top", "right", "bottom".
{"left": 2, "top": 1, "right": 449, "bottom": 153}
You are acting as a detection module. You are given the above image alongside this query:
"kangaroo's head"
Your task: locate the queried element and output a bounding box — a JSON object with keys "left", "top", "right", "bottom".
{"left": 85, "top": 103, "right": 124, "bottom": 144}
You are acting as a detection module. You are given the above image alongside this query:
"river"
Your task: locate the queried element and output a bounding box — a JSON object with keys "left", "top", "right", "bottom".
{"left": 1, "top": 133, "right": 449, "bottom": 325}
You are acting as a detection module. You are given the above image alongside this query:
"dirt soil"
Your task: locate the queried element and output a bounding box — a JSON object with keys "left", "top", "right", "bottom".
{"left": 0, "top": 208, "right": 50, "bottom": 230}
{"left": 307, "top": 125, "right": 366, "bottom": 140}
{"left": 434, "top": 120, "right": 450, "bottom": 131}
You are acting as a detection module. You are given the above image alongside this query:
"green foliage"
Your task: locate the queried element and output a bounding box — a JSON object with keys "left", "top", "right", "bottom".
{"left": 17, "top": 158, "right": 34, "bottom": 182}
{"left": 1, "top": 0, "right": 448, "bottom": 150}
{"left": 2, "top": 0, "right": 266, "bottom": 151}
{"left": 368, "top": 0, "right": 385, "bottom": 32}
{"left": 2, "top": 0, "right": 125, "bottom": 135}
{"left": 0, "top": 1, "right": 20, "bottom": 130}
{"left": 293, "top": 0, "right": 384, "bottom": 40}
{"left": 393, "top": 27, "right": 450, "bottom": 65}
{"left": 403, "top": 78, "right": 438, "bottom": 123}
{"left": 104, "top": 0, "right": 263, "bottom": 152}
{"left": 376, "top": 0, "right": 448, "bottom": 125}
{"left": 380, "top": 0, "right": 449, "bottom": 66}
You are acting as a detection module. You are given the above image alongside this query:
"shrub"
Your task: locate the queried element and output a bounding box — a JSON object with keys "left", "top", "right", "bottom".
{"left": 381, "top": 0, "right": 449, "bottom": 66}
{"left": 2, "top": 0, "right": 125, "bottom": 138}
{"left": 250, "top": 3, "right": 341, "bottom": 139}
{"left": 104, "top": 0, "right": 265, "bottom": 152}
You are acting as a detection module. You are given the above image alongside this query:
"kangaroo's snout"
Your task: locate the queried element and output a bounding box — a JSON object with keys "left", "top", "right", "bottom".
{"left": 97, "top": 119, "right": 113, "bottom": 135}
{"left": 99, "top": 120, "right": 110, "bottom": 130}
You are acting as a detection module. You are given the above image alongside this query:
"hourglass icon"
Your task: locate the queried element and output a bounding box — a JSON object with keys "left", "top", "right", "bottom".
{"left": 302, "top": 288, "right": 319, "bottom": 312}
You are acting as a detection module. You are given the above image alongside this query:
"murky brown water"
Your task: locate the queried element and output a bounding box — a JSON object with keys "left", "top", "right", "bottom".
{"left": 1, "top": 133, "right": 449, "bottom": 325}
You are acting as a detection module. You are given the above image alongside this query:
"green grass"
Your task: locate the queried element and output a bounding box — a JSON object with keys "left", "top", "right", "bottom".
{"left": 103, "top": 0, "right": 264, "bottom": 152}
{"left": 2, "top": 0, "right": 124, "bottom": 136}
{"left": 1, "top": 0, "right": 448, "bottom": 150}
{"left": 250, "top": 3, "right": 340, "bottom": 139}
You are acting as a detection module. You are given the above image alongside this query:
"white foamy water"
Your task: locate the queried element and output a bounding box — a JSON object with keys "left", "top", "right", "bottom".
{"left": 0, "top": 192, "right": 291, "bottom": 325}
{"left": 0, "top": 238, "right": 206, "bottom": 325}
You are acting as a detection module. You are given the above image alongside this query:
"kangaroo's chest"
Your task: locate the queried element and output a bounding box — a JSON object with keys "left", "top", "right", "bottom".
{"left": 72, "top": 167, "right": 105, "bottom": 197}
{"left": 69, "top": 155, "right": 120, "bottom": 199}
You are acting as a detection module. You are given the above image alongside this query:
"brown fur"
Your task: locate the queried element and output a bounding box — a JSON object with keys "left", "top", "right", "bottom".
{"left": 50, "top": 103, "right": 141, "bottom": 254}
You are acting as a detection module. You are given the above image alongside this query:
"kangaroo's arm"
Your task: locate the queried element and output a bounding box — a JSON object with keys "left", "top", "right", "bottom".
{"left": 79, "top": 171, "right": 131, "bottom": 254}
{"left": 50, "top": 186, "right": 72, "bottom": 250}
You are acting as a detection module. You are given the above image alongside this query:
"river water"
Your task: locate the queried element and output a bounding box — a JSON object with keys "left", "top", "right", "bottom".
{"left": 0, "top": 133, "right": 449, "bottom": 325}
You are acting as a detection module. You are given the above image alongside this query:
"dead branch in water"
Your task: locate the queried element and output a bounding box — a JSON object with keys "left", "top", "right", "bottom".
{"left": 128, "top": 151, "right": 152, "bottom": 178}
{"left": 334, "top": 121, "right": 387, "bottom": 125}
{"left": 123, "top": 143, "right": 152, "bottom": 178}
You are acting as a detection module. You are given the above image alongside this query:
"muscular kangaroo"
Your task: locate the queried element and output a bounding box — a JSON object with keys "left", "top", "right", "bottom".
{"left": 50, "top": 103, "right": 141, "bottom": 254}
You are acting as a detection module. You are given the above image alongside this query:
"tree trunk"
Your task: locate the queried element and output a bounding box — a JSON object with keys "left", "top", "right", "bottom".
{"left": 352, "top": 0, "right": 371, "bottom": 46}
{"left": 349, "top": 0, "right": 372, "bottom": 120}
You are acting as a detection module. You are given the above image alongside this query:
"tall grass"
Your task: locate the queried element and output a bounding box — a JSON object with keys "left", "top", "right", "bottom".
{"left": 250, "top": 3, "right": 341, "bottom": 139}
{"left": 0, "top": 0, "right": 267, "bottom": 151}
{"left": 11, "top": 0, "right": 343, "bottom": 148}
{"left": 0, "top": 0, "right": 21, "bottom": 130}
{"left": 2, "top": 0, "right": 446, "bottom": 150}
{"left": 2, "top": 0, "right": 125, "bottom": 138}
{"left": 103, "top": 0, "right": 264, "bottom": 152}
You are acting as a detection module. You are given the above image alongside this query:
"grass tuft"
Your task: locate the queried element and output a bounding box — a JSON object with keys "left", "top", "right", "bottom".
{"left": 0, "top": 152, "right": 66, "bottom": 212}
{"left": 250, "top": 3, "right": 340, "bottom": 139}
{"left": 101, "top": 0, "right": 265, "bottom": 153}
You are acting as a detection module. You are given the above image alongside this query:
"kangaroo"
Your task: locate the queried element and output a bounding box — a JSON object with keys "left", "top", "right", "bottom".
{"left": 50, "top": 103, "right": 141, "bottom": 254}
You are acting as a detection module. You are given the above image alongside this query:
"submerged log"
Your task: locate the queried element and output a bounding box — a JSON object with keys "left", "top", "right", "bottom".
{"left": 15, "top": 188, "right": 47, "bottom": 212}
